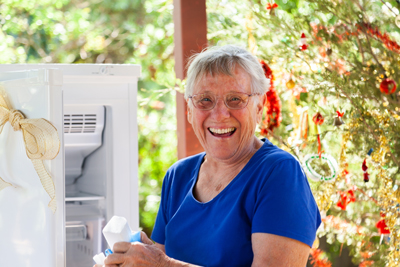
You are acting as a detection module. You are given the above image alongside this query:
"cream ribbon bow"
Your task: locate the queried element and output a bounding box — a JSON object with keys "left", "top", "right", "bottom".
{"left": 0, "top": 90, "right": 60, "bottom": 213}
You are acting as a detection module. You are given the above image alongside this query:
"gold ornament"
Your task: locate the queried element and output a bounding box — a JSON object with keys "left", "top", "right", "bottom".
{"left": 312, "top": 131, "right": 350, "bottom": 213}
{"left": 286, "top": 79, "right": 295, "bottom": 89}
{"left": 367, "top": 111, "right": 400, "bottom": 267}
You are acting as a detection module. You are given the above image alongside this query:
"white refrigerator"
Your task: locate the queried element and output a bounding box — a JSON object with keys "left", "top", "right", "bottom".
{"left": 0, "top": 64, "right": 141, "bottom": 267}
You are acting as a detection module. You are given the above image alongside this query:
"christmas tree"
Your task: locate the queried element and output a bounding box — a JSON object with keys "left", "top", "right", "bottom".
{"left": 208, "top": 0, "right": 400, "bottom": 266}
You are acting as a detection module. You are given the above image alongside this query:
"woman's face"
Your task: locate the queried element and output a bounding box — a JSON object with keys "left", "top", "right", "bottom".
{"left": 187, "top": 66, "right": 265, "bottom": 163}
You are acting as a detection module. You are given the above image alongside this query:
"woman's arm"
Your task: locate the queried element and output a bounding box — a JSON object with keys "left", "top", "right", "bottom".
{"left": 251, "top": 233, "right": 310, "bottom": 267}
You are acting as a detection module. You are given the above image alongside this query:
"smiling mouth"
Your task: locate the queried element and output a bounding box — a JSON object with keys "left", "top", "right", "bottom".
{"left": 208, "top": 127, "right": 236, "bottom": 137}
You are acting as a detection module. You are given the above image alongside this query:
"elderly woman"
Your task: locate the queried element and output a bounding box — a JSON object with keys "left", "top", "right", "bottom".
{"left": 100, "top": 45, "right": 321, "bottom": 267}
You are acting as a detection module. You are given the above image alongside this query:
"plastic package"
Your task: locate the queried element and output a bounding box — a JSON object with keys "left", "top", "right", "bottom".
{"left": 93, "top": 216, "right": 141, "bottom": 265}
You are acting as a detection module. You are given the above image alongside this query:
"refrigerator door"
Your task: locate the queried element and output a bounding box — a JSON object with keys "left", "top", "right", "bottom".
{"left": 0, "top": 69, "right": 65, "bottom": 267}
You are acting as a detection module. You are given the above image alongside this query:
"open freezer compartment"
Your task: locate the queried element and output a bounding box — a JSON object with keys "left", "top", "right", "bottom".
{"left": 64, "top": 104, "right": 108, "bottom": 267}
{"left": 60, "top": 64, "right": 140, "bottom": 267}
{"left": 66, "top": 203, "right": 106, "bottom": 267}
{"left": 64, "top": 104, "right": 106, "bottom": 200}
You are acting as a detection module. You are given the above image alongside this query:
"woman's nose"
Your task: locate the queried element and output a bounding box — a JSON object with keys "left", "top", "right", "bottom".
{"left": 211, "top": 98, "right": 230, "bottom": 120}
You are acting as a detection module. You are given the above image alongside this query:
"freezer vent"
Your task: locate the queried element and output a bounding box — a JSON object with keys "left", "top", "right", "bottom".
{"left": 64, "top": 114, "right": 97, "bottom": 134}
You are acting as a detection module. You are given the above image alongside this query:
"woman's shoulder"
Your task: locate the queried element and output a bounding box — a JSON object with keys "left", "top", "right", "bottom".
{"left": 162, "top": 152, "right": 205, "bottom": 186}
{"left": 257, "top": 138, "right": 299, "bottom": 167}
{"left": 168, "top": 152, "right": 205, "bottom": 173}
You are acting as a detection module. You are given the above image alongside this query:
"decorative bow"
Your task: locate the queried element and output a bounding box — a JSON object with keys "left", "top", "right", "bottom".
{"left": 312, "top": 112, "right": 324, "bottom": 125}
{"left": 266, "top": 2, "right": 278, "bottom": 9}
{"left": 336, "top": 189, "right": 356, "bottom": 210}
{"left": 0, "top": 89, "right": 60, "bottom": 213}
{"left": 376, "top": 214, "right": 390, "bottom": 235}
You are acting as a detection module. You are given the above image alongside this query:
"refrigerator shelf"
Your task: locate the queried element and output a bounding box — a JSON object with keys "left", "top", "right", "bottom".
{"left": 65, "top": 191, "right": 105, "bottom": 202}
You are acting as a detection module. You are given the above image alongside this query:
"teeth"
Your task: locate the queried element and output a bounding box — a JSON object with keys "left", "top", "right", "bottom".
{"left": 209, "top": 127, "right": 235, "bottom": 134}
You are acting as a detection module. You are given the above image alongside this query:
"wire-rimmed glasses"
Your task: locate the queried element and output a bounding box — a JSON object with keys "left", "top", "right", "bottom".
{"left": 188, "top": 92, "right": 259, "bottom": 110}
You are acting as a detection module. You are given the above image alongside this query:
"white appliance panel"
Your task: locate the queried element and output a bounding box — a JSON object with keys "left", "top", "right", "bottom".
{"left": 0, "top": 69, "right": 65, "bottom": 267}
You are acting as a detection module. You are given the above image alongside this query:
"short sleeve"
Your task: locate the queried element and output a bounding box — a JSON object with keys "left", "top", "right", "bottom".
{"left": 252, "top": 158, "right": 321, "bottom": 247}
{"left": 151, "top": 171, "right": 171, "bottom": 245}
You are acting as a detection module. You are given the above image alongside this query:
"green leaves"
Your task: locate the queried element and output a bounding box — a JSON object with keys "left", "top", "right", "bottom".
{"left": 274, "top": 0, "right": 300, "bottom": 13}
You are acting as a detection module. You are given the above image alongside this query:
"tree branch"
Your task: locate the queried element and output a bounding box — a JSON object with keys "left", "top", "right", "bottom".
{"left": 379, "top": 0, "right": 398, "bottom": 16}
{"left": 265, "top": 129, "right": 301, "bottom": 160}
{"left": 360, "top": 24, "right": 387, "bottom": 74}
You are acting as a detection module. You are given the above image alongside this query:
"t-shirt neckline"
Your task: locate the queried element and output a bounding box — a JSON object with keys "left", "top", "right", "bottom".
{"left": 189, "top": 138, "right": 272, "bottom": 205}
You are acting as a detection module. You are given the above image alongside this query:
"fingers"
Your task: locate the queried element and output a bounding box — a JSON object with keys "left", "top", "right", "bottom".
{"left": 113, "top": 241, "right": 131, "bottom": 253}
{"left": 104, "top": 234, "right": 156, "bottom": 266}
{"left": 105, "top": 243, "right": 144, "bottom": 265}
{"left": 104, "top": 239, "right": 168, "bottom": 267}
{"left": 104, "top": 252, "right": 125, "bottom": 265}
{"left": 140, "top": 231, "right": 154, "bottom": 245}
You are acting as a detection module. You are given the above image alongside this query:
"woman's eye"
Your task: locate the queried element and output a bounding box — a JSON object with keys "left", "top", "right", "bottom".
{"left": 200, "top": 97, "right": 212, "bottom": 102}
{"left": 229, "top": 96, "right": 242, "bottom": 102}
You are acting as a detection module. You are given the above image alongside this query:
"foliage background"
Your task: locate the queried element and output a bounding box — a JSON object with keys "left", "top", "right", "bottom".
{"left": 2, "top": 0, "right": 400, "bottom": 266}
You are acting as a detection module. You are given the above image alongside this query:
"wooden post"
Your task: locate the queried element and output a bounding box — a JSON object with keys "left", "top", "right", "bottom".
{"left": 173, "top": 0, "right": 207, "bottom": 159}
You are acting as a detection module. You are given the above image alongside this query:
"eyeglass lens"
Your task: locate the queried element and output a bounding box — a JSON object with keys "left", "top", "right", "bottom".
{"left": 191, "top": 92, "right": 251, "bottom": 110}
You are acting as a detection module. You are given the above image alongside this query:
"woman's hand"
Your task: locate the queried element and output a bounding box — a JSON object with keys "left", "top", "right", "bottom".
{"left": 95, "top": 232, "right": 171, "bottom": 267}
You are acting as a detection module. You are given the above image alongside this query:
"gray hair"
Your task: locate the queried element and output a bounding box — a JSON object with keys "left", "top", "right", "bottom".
{"left": 184, "top": 45, "right": 270, "bottom": 99}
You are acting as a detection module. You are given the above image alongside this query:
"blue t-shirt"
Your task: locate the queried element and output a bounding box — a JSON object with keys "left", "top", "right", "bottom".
{"left": 151, "top": 138, "right": 321, "bottom": 266}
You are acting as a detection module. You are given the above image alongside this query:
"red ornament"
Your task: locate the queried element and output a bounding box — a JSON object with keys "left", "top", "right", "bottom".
{"left": 336, "top": 190, "right": 356, "bottom": 210}
{"left": 362, "top": 159, "right": 369, "bottom": 182}
{"left": 380, "top": 78, "right": 397, "bottom": 94}
{"left": 316, "top": 134, "right": 324, "bottom": 159}
{"left": 266, "top": 2, "right": 278, "bottom": 9}
{"left": 341, "top": 169, "right": 349, "bottom": 177}
{"left": 357, "top": 22, "right": 400, "bottom": 54}
{"left": 259, "top": 59, "right": 282, "bottom": 135}
{"left": 300, "top": 44, "right": 308, "bottom": 51}
{"left": 312, "top": 112, "right": 324, "bottom": 125}
{"left": 299, "top": 33, "right": 308, "bottom": 50}
{"left": 363, "top": 172, "right": 369, "bottom": 182}
{"left": 311, "top": 22, "right": 400, "bottom": 55}
{"left": 376, "top": 219, "right": 390, "bottom": 235}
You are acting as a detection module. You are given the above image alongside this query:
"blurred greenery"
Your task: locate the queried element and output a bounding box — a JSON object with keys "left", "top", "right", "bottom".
{"left": 3, "top": 0, "right": 399, "bottom": 265}
{"left": 0, "top": 0, "right": 177, "bottom": 236}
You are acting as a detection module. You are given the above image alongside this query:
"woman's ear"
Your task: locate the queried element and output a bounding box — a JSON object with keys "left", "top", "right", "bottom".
{"left": 187, "top": 99, "right": 193, "bottom": 125}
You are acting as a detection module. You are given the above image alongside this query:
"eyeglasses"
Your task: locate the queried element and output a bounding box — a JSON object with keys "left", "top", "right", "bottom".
{"left": 188, "top": 92, "right": 259, "bottom": 110}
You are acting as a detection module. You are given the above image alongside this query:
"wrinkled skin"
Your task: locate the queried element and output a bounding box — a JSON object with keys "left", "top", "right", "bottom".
{"left": 187, "top": 65, "right": 265, "bottom": 165}
{"left": 94, "top": 232, "right": 169, "bottom": 267}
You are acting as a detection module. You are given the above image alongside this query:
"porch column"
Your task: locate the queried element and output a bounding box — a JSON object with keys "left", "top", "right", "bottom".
{"left": 173, "top": 0, "right": 207, "bottom": 159}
